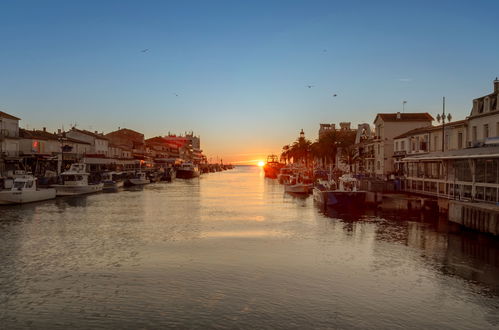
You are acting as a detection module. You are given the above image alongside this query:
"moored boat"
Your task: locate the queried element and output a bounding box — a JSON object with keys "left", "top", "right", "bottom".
{"left": 263, "top": 155, "right": 284, "bottom": 179}
{"left": 51, "top": 163, "right": 103, "bottom": 196}
{"left": 176, "top": 162, "right": 200, "bottom": 179}
{"left": 0, "top": 174, "right": 56, "bottom": 204}
{"left": 313, "top": 174, "right": 366, "bottom": 208}
{"left": 284, "top": 173, "right": 313, "bottom": 194}
{"left": 102, "top": 172, "right": 125, "bottom": 191}
{"left": 126, "top": 171, "right": 150, "bottom": 186}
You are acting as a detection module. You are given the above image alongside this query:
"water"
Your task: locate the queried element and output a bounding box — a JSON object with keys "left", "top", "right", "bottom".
{"left": 1, "top": 166, "right": 498, "bottom": 329}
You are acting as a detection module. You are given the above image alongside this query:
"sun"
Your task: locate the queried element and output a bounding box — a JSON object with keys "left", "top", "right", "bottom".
{"left": 257, "top": 161, "right": 265, "bottom": 167}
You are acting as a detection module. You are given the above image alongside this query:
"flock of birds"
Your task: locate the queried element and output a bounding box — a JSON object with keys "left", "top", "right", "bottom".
{"left": 140, "top": 48, "right": 338, "bottom": 98}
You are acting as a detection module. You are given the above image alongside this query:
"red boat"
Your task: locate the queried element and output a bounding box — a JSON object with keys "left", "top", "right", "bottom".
{"left": 263, "top": 155, "right": 284, "bottom": 178}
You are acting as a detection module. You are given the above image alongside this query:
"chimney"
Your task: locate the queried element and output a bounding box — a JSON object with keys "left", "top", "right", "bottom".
{"left": 43, "top": 127, "right": 46, "bottom": 132}
{"left": 396, "top": 112, "right": 401, "bottom": 119}
{"left": 494, "top": 77, "right": 499, "bottom": 93}
{"left": 58, "top": 129, "right": 61, "bottom": 134}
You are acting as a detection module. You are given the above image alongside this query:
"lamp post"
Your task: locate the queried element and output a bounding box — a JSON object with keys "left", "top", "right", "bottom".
{"left": 436, "top": 97, "right": 452, "bottom": 152}
{"left": 402, "top": 100, "right": 407, "bottom": 113}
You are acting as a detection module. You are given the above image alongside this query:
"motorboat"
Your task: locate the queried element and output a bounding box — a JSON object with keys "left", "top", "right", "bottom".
{"left": 52, "top": 163, "right": 103, "bottom": 196}
{"left": 102, "top": 172, "right": 124, "bottom": 191}
{"left": 313, "top": 174, "right": 366, "bottom": 207}
{"left": 277, "top": 166, "right": 294, "bottom": 184}
{"left": 0, "top": 174, "right": 56, "bottom": 204}
{"left": 176, "top": 162, "right": 200, "bottom": 179}
{"left": 284, "top": 173, "right": 313, "bottom": 194}
{"left": 126, "top": 171, "right": 150, "bottom": 186}
{"left": 263, "top": 155, "right": 284, "bottom": 179}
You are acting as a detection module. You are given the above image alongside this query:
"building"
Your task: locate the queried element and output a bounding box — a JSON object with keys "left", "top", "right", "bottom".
{"left": 401, "top": 79, "right": 499, "bottom": 205}
{"left": 372, "top": 112, "right": 434, "bottom": 178}
{"left": 468, "top": 78, "right": 499, "bottom": 146}
{"left": 66, "top": 127, "right": 109, "bottom": 156}
{"left": 393, "top": 120, "right": 468, "bottom": 173}
{"left": 106, "top": 128, "right": 145, "bottom": 159}
{"left": 0, "top": 111, "right": 21, "bottom": 175}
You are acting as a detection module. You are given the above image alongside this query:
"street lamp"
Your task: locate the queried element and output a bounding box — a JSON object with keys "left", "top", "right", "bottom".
{"left": 402, "top": 100, "right": 407, "bottom": 113}
{"left": 436, "top": 97, "right": 452, "bottom": 152}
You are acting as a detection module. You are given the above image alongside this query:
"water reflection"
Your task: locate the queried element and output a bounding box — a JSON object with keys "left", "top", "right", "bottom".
{"left": 0, "top": 166, "right": 498, "bottom": 329}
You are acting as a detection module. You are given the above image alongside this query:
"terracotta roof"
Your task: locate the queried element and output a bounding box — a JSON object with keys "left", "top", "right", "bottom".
{"left": 0, "top": 111, "right": 20, "bottom": 120}
{"left": 70, "top": 127, "right": 108, "bottom": 140}
{"left": 375, "top": 112, "right": 434, "bottom": 123}
{"left": 65, "top": 137, "right": 91, "bottom": 145}
{"left": 394, "top": 119, "right": 467, "bottom": 139}
{"left": 19, "top": 128, "right": 58, "bottom": 140}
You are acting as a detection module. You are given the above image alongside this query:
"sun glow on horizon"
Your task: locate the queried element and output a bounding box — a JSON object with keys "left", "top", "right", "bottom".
{"left": 257, "top": 161, "right": 265, "bottom": 167}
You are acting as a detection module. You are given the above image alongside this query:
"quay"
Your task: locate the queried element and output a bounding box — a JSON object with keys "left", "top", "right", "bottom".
{"left": 269, "top": 78, "right": 499, "bottom": 236}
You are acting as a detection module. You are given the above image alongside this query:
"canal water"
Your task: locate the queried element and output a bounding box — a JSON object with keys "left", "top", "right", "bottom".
{"left": 0, "top": 166, "right": 498, "bottom": 329}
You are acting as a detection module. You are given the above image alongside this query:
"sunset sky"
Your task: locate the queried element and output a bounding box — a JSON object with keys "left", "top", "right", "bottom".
{"left": 1, "top": 0, "right": 499, "bottom": 164}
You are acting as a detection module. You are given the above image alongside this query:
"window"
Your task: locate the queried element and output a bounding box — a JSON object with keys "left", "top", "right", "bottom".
{"left": 484, "top": 124, "right": 489, "bottom": 139}
{"left": 401, "top": 141, "right": 405, "bottom": 151}
{"left": 472, "top": 126, "right": 477, "bottom": 142}
{"left": 395, "top": 141, "right": 398, "bottom": 151}
{"left": 434, "top": 136, "right": 438, "bottom": 151}
{"left": 458, "top": 132, "right": 463, "bottom": 149}
{"left": 376, "top": 161, "right": 380, "bottom": 170}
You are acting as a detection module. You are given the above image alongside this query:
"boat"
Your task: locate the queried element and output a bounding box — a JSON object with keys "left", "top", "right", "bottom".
{"left": 0, "top": 174, "right": 56, "bottom": 204}
{"left": 147, "top": 170, "right": 162, "bottom": 183}
{"left": 161, "top": 167, "right": 176, "bottom": 182}
{"left": 263, "top": 155, "right": 284, "bottom": 179}
{"left": 313, "top": 174, "right": 366, "bottom": 207}
{"left": 51, "top": 163, "right": 103, "bottom": 196}
{"left": 277, "top": 166, "right": 294, "bottom": 184}
{"left": 176, "top": 162, "right": 200, "bottom": 179}
{"left": 125, "top": 171, "right": 150, "bottom": 186}
{"left": 284, "top": 173, "right": 313, "bottom": 194}
{"left": 102, "top": 172, "right": 124, "bottom": 191}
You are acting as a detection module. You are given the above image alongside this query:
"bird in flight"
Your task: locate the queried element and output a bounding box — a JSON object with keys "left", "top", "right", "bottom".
{"left": 333, "top": 94, "right": 337, "bottom": 97}
{"left": 141, "top": 49, "right": 149, "bottom": 53}
{"left": 306, "top": 85, "right": 315, "bottom": 88}
{"left": 173, "top": 93, "right": 179, "bottom": 97}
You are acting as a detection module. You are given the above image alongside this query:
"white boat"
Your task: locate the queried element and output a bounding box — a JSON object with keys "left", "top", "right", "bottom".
{"left": 0, "top": 174, "right": 56, "bottom": 205}
{"left": 176, "top": 162, "right": 200, "bottom": 179}
{"left": 284, "top": 174, "right": 313, "bottom": 194}
{"left": 313, "top": 174, "right": 366, "bottom": 207}
{"left": 102, "top": 172, "right": 124, "bottom": 191}
{"left": 52, "top": 163, "right": 103, "bottom": 196}
{"left": 126, "top": 171, "right": 150, "bottom": 186}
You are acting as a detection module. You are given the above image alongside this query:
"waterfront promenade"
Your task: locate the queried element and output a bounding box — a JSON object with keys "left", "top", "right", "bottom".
{"left": 1, "top": 166, "right": 498, "bottom": 329}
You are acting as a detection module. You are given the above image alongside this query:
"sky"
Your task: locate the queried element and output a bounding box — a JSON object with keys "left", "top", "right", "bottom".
{"left": 1, "top": 0, "right": 498, "bottom": 164}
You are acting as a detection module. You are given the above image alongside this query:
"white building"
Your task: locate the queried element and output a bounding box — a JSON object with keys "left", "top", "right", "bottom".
{"left": 372, "top": 112, "right": 434, "bottom": 178}
{"left": 66, "top": 127, "right": 109, "bottom": 156}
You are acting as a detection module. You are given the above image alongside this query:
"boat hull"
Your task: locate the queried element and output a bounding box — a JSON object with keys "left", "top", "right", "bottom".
{"left": 103, "top": 181, "right": 124, "bottom": 191}
{"left": 176, "top": 169, "right": 200, "bottom": 179}
{"left": 285, "top": 183, "right": 312, "bottom": 194}
{"left": 126, "top": 179, "right": 150, "bottom": 186}
{"left": 53, "top": 184, "right": 104, "bottom": 196}
{"left": 313, "top": 189, "right": 366, "bottom": 207}
{"left": 0, "top": 189, "right": 56, "bottom": 205}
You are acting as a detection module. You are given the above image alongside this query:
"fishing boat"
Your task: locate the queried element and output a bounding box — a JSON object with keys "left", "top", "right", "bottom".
{"left": 126, "top": 171, "right": 150, "bottom": 186}
{"left": 263, "top": 155, "right": 284, "bottom": 179}
{"left": 176, "top": 162, "right": 200, "bottom": 179}
{"left": 284, "top": 173, "right": 313, "bottom": 194}
{"left": 313, "top": 174, "right": 366, "bottom": 207}
{"left": 102, "top": 172, "right": 124, "bottom": 191}
{"left": 52, "top": 163, "right": 103, "bottom": 196}
{"left": 161, "top": 167, "right": 176, "bottom": 182}
{"left": 0, "top": 174, "right": 56, "bottom": 204}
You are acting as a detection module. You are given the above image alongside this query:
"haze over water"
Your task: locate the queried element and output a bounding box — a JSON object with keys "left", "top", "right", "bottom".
{"left": 1, "top": 166, "right": 498, "bottom": 329}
